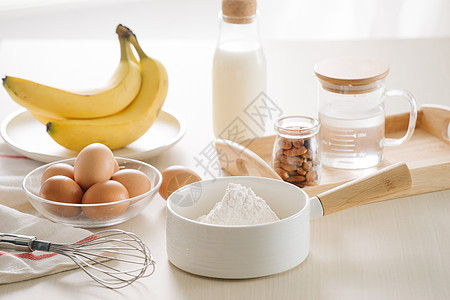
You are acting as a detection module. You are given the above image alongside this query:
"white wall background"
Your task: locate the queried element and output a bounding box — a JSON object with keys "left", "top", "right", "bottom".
{"left": 0, "top": 0, "right": 448, "bottom": 40}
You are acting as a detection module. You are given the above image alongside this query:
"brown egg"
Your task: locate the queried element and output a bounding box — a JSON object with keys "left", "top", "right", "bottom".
{"left": 39, "top": 175, "right": 83, "bottom": 217}
{"left": 159, "top": 166, "right": 202, "bottom": 200}
{"left": 82, "top": 180, "right": 129, "bottom": 220}
{"left": 113, "top": 159, "right": 120, "bottom": 173}
{"left": 74, "top": 143, "right": 116, "bottom": 190}
{"left": 41, "top": 163, "right": 74, "bottom": 184}
{"left": 111, "top": 169, "right": 151, "bottom": 198}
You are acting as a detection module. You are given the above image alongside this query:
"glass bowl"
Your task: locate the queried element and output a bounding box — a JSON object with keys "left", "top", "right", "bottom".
{"left": 23, "top": 157, "right": 162, "bottom": 228}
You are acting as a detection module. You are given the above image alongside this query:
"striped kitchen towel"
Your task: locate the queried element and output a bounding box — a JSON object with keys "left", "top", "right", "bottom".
{"left": 0, "top": 204, "right": 93, "bottom": 284}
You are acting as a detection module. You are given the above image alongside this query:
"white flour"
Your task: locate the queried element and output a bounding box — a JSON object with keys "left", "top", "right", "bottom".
{"left": 196, "top": 183, "right": 279, "bottom": 225}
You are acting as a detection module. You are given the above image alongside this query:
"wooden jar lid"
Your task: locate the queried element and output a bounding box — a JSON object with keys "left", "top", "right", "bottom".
{"left": 222, "top": 0, "right": 257, "bottom": 24}
{"left": 314, "top": 57, "right": 390, "bottom": 93}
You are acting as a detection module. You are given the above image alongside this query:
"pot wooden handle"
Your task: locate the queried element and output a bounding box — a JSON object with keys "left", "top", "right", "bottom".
{"left": 317, "top": 162, "right": 412, "bottom": 215}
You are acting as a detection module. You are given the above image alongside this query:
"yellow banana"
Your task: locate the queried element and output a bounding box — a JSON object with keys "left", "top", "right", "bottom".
{"left": 29, "top": 34, "right": 141, "bottom": 126}
{"left": 30, "top": 111, "right": 67, "bottom": 125}
{"left": 46, "top": 25, "right": 168, "bottom": 151}
{"left": 3, "top": 29, "right": 141, "bottom": 119}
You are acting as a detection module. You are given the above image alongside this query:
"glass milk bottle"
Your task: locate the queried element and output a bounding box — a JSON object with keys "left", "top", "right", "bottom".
{"left": 314, "top": 56, "right": 417, "bottom": 169}
{"left": 212, "top": 0, "right": 267, "bottom": 141}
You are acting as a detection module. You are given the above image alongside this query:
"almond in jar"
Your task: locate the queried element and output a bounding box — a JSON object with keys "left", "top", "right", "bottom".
{"left": 272, "top": 116, "right": 321, "bottom": 188}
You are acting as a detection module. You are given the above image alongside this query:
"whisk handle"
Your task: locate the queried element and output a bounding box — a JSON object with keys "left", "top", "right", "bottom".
{"left": 0, "top": 233, "right": 36, "bottom": 252}
{"left": 0, "top": 233, "right": 51, "bottom": 252}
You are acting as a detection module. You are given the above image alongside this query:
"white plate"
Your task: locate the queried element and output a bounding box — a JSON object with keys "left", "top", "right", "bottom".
{"left": 0, "top": 109, "right": 186, "bottom": 163}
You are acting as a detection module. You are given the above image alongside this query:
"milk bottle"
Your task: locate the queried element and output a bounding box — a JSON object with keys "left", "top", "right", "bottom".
{"left": 212, "top": 0, "right": 267, "bottom": 141}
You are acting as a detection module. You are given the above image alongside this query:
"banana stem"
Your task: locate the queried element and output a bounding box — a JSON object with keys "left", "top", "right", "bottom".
{"left": 116, "top": 24, "right": 148, "bottom": 60}
{"left": 118, "top": 35, "right": 129, "bottom": 62}
{"left": 126, "top": 42, "right": 138, "bottom": 64}
{"left": 116, "top": 24, "right": 131, "bottom": 38}
{"left": 127, "top": 34, "right": 148, "bottom": 60}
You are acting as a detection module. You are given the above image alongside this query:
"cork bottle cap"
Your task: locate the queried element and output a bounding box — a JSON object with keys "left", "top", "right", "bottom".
{"left": 222, "top": 0, "right": 257, "bottom": 24}
{"left": 314, "top": 56, "right": 390, "bottom": 94}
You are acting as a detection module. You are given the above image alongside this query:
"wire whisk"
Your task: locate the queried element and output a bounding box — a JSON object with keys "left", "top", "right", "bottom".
{"left": 0, "top": 229, "right": 155, "bottom": 289}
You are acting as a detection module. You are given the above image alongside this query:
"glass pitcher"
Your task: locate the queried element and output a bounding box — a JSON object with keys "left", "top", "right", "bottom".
{"left": 314, "top": 56, "right": 417, "bottom": 169}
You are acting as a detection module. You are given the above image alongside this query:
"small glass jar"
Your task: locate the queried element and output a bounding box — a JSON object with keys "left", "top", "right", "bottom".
{"left": 272, "top": 116, "right": 321, "bottom": 188}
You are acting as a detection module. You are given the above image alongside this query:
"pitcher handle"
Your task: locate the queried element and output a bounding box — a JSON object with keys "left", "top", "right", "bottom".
{"left": 384, "top": 89, "right": 418, "bottom": 146}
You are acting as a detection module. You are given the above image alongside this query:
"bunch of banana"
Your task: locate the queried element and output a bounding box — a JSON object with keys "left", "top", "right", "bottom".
{"left": 3, "top": 29, "right": 141, "bottom": 119}
{"left": 3, "top": 25, "right": 168, "bottom": 151}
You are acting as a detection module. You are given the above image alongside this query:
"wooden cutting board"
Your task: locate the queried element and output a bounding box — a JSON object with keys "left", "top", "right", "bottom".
{"left": 222, "top": 104, "right": 450, "bottom": 200}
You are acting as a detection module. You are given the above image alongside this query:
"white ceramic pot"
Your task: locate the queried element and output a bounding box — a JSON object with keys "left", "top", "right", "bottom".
{"left": 166, "top": 163, "right": 411, "bottom": 279}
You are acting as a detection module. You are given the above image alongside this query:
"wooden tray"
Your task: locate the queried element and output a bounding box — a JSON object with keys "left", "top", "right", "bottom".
{"left": 244, "top": 104, "right": 450, "bottom": 200}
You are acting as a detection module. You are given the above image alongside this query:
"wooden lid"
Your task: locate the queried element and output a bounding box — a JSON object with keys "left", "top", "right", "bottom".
{"left": 314, "top": 56, "right": 390, "bottom": 87}
{"left": 222, "top": 0, "right": 257, "bottom": 24}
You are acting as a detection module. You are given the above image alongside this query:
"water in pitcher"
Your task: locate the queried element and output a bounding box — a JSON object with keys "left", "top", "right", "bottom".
{"left": 319, "top": 112, "right": 385, "bottom": 169}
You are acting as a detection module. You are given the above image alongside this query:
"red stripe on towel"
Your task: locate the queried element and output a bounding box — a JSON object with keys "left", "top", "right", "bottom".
{"left": 76, "top": 234, "right": 99, "bottom": 245}
{"left": 0, "top": 154, "right": 31, "bottom": 160}
{"left": 0, "top": 251, "right": 58, "bottom": 260}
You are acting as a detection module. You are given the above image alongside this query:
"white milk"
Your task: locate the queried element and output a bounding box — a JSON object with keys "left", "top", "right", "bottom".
{"left": 212, "top": 40, "right": 266, "bottom": 141}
